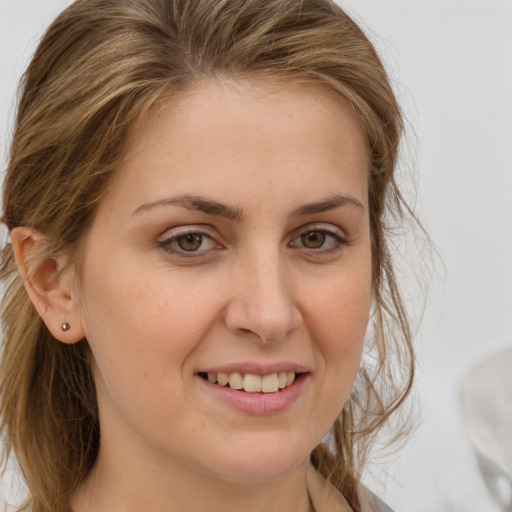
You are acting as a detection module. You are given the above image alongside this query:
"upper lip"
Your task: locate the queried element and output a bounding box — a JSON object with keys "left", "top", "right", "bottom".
{"left": 197, "top": 362, "right": 311, "bottom": 375}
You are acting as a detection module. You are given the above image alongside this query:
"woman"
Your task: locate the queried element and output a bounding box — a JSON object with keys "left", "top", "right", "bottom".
{"left": 0, "top": 1, "right": 414, "bottom": 511}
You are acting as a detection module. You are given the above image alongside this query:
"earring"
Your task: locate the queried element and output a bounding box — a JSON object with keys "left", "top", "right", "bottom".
{"left": 61, "top": 323, "right": 71, "bottom": 332}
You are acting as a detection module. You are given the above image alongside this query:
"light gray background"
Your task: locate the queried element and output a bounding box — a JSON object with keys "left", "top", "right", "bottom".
{"left": 1, "top": 1, "right": 511, "bottom": 511}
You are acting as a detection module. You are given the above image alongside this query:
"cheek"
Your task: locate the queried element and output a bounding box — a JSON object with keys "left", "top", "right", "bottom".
{"left": 296, "top": 276, "right": 371, "bottom": 443}
{"left": 305, "top": 273, "right": 371, "bottom": 346}
{"left": 302, "top": 270, "right": 371, "bottom": 395}
{"left": 80, "top": 264, "right": 225, "bottom": 377}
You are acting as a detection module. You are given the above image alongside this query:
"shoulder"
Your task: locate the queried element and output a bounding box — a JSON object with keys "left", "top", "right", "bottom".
{"left": 306, "top": 465, "right": 394, "bottom": 512}
{"left": 358, "top": 484, "right": 395, "bottom": 512}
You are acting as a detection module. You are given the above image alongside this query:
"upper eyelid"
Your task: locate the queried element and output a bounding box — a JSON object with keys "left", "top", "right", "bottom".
{"left": 290, "top": 232, "right": 345, "bottom": 246}
{"left": 157, "top": 223, "right": 347, "bottom": 241}
{"left": 158, "top": 224, "right": 218, "bottom": 240}
{"left": 157, "top": 225, "right": 223, "bottom": 252}
{"left": 291, "top": 223, "right": 347, "bottom": 239}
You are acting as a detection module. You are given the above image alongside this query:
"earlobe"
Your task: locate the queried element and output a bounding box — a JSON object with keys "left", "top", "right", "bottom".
{"left": 10, "top": 226, "right": 85, "bottom": 344}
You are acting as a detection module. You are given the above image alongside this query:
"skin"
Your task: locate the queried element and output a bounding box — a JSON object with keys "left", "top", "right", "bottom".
{"left": 13, "top": 79, "right": 372, "bottom": 512}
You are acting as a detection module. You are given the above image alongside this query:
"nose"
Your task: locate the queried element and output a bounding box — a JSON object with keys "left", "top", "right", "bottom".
{"left": 224, "top": 251, "right": 302, "bottom": 343}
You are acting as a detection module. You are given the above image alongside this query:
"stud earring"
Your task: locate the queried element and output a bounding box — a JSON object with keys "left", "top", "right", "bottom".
{"left": 61, "top": 323, "right": 71, "bottom": 332}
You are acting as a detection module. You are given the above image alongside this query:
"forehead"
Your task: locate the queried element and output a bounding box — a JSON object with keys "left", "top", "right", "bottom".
{"left": 131, "top": 77, "right": 367, "bottom": 157}
{"left": 103, "top": 78, "right": 370, "bottom": 217}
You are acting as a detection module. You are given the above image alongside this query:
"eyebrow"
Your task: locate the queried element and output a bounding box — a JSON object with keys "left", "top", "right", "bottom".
{"left": 290, "top": 194, "right": 364, "bottom": 217}
{"left": 132, "top": 193, "right": 364, "bottom": 220}
{"left": 132, "top": 195, "right": 243, "bottom": 221}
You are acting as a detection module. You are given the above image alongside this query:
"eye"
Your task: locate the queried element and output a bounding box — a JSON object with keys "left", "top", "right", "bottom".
{"left": 289, "top": 226, "right": 347, "bottom": 253}
{"left": 300, "top": 231, "right": 327, "bottom": 249}
{"left": 158, "top": 228, "right": 220, "bottom": 256}
{"left": 175, "top": 233, "right": 207, "bottom": 252}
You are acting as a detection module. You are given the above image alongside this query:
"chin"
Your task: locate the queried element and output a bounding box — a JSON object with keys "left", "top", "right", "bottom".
{"left": 201, "top": 432, "right": 314, "bottom": 484}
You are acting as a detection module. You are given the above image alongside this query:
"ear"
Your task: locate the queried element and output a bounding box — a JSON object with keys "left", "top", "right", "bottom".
{"left": 10, "top": 226, "right": 85, "bottom": 344}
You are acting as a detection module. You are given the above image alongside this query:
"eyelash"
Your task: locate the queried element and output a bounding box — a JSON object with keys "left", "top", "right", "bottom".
{"left": 158, "top": 225, "right": 348, "bottom": 258}
{"left": 158, "top": 227, "right": 221, "bottom": 258}
{"left": 288, "top": 226, "right": 348, "bottom": 255}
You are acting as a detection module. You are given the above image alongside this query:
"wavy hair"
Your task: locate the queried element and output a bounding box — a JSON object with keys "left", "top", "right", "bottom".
{"left": 0, "top": 1, "right": 414, "bottom": 510}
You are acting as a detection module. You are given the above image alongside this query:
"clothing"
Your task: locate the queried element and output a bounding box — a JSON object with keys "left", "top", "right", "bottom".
{"left": 306, "top": 465, "right": 394, "bottom": 512}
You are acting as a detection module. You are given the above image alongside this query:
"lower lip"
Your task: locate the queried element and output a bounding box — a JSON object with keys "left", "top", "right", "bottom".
{"left": 197, "top": 373, "right": 308, "bottom": 415}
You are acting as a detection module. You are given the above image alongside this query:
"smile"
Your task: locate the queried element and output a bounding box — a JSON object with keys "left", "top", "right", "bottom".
{"left": 198, "top": 372, "right": 297, "bottom": 393}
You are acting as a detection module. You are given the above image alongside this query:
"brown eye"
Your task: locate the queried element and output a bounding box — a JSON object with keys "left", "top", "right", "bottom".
{"left": 177, "top": 233, "right": 203, "bottom": 251}
{"left": 300, "top": 231, "right": 326, "bottom": 249}
{"left": 159, "top": 229, "right": 219, "bottom": 257}
{"left": 289, "top": 227, "right": 346, "bottom": 255}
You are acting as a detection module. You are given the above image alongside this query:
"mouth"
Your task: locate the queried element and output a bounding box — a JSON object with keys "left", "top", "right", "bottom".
{"left": 197, "top": 371, "right": 299, "bottom": 394}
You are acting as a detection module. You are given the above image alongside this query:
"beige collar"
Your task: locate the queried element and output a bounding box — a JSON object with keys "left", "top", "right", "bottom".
{"left": 306, "top": 465, "right": 354, "bottom": 512}
{"left": 306, "top": 465, "right": 393, "bottom": 512}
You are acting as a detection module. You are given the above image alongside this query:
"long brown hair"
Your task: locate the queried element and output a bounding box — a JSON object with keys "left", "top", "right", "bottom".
{"left": 0, "top": 1, "right": 413, "bottom": 510}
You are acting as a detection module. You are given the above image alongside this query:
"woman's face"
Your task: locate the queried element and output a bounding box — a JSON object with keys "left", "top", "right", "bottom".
{"left": 75, "top": 79, "right": 372, "bottom": 483}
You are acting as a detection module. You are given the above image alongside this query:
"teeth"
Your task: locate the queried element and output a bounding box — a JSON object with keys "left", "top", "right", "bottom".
{"left": 204, "top": 371, "right": 298, "bottom": 393}
{"left": 243, "top": 374, "right": 262, "bottom": 393}
{"left": 261, "top": 373, "right": 279, "bottom": 393}
{"left": 228, "top": 372, "right": 243, "bottom": 390}
{"left": 217, "top": 373, "right": 229, "bottom": 386}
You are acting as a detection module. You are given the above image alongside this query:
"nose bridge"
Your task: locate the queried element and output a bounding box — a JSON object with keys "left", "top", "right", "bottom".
{"left": 225, "top": 244, "right": 301, "bottom": 342}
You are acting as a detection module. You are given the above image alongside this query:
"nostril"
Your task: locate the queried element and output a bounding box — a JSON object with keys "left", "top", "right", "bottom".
{"left": 239, "top": 327, "right": 256, "bottom": 336}
{"left": 223, "top": 283, "right": 302, "bottom": 343}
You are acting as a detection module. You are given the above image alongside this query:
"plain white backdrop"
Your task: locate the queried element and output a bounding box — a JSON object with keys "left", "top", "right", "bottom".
{"left": 1, "top": 1, "right": 511, "bottom": 511}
